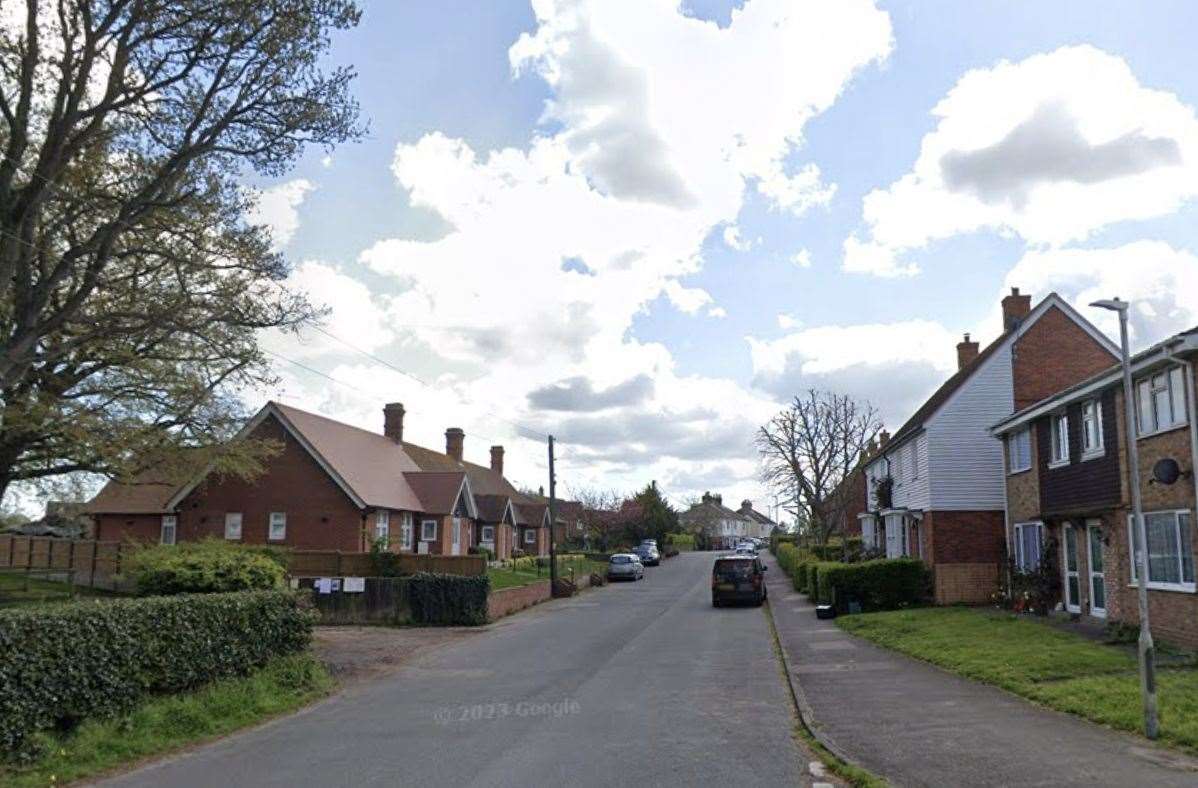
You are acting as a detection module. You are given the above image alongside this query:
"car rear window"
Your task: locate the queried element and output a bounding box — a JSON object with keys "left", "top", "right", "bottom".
{"left": 713, "top": 560, "right": 753, "bottom": 580}
{"left": 611, "top": 555, "right": 632, "bottom": 564}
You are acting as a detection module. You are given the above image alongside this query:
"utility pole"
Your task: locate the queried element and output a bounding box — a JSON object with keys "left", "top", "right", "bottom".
{"left": 1092, "top": 297, "right": 1158, "bottom": 739}
{"left": 548, "top": 435, "right": 559, "bottom": 589}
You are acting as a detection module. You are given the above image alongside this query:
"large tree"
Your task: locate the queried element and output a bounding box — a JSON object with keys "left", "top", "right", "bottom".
{"left": 755, "top": 390, "right": 881, "bottom": 546}
{"left": 0, "top": 0, "right": 362, "bottom": 500}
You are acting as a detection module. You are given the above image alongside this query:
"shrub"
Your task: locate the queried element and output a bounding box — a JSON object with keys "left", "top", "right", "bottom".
{"left": 512, "top": 549, "right": 526, "bottom": 559}
{"left": 406, "top": 573, "right": 490, "bottom": 626}
{"left": 794, "top": 561, "right": 810, "bottom": 593}
{"left": 127, "top": 539, "right": 287, "bottom": 596}
{"left": 468, "top": 546, "right": 495, "bottom": 561}
{"left": 818, "top": 559, "right": 932, "bottom": 612}
{"left": 810, "top": 537, "right": 866, "bottom": 563}
{"left": 669, "top": 533, "right": 696, "bottom": 551}
{"left": 775, "top": 542, "right": 800, "bottom": 575}
{"left": 770, "top": 533, "right": 796, "bottom": 555}
{"left": 369, "top": 538, "right": 404, "bottom": 577}
{"left": 0, "top": 590, "right": 313, "bottom": 759}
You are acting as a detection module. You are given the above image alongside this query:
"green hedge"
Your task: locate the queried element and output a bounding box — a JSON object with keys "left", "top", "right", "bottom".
{"left": 407, "top": 573, "right": 490, "bottom": 626}
{"left": 127, "top": 539, "right": 287, "bottom": 595}
{"left": 769, "top": 533, "right": 796, "bottom": 555}
{"left": 0, "top": 590, "right": 313, "bottom": 759}
{"left": 809, "top": 537, "right": 865, "bottom": 563}
{"left": 817, "top": 559, "right": 932, "bottom": 612}
{"left": 668, "top": 533, "right": 695, "bottom": 551}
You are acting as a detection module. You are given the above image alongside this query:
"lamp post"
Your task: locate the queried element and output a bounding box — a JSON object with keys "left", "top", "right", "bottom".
{"left": 1091, "top": 297, "right": 1158, "bottom": 739}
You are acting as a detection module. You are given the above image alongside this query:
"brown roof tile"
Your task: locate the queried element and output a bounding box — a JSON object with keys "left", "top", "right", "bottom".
{"left": 403, "top": 472, "right": 468, "bottom": 515}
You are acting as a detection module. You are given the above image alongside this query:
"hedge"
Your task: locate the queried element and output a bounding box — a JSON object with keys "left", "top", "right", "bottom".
{"left": 407, "top": 572, "right": 490, "bottom": 626}
{"left": 808, "top": 537, "right": 865, "bottom": 563}
{"left": 0, "top": 590, "right": 313, "bottom": 759}
{"left": 817, "top": 558, "right": 932, "bottom": 612}
{"left": 127, "top": 539, "right": 287, "bottom": 595}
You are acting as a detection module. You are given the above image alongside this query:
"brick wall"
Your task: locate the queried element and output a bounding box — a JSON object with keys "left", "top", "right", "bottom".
{"left": 934, "top": 563, "right": 999, "bottom": 605}
{"left": 925, "top": 510, "right": 1005, "bottom": 565}
{"left": 93, "top": 513, "right": 162, "bottom": 543}
{"left": 1012, "top": 304, "right": 1117, "bottom": 411}
{"left": 487, "top": 579, "right": 552, "bottom": 620}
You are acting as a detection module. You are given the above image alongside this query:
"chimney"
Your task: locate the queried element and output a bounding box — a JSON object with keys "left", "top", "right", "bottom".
{"left": 445, "top": 427, "right": 464, "bottom": 462}
{"left": 956, "top": 333, "right": 980, "bottom": 370}
{"left": 741, "top": 499, "right": 752, "bottom": 511}
{"left": 383, "top": 403, "right": 405, "bottom": 443}
{"left": 702, "top": 491, "right": 712, "bottom": 504}
{"left": 490, "top": 445, "right": 504, "bottom": 476}
{"left": 1001, "top": 287, "right": 1032, "bottom": 331}
{"left": 880, "top": 429, "right": 891, "bottom": 445}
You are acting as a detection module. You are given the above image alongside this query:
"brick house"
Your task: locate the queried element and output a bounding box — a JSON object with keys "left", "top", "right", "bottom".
{"left": 858, "top": 288, "right": 1119, "bottom": 604}
{"left": 736, "top": 500, "right": 776, "bottom": 539}
{"left": 679, "top": 492, "right": 754, "bottom": 549}
{"left": 992, "top": 326, "right": 1198, "bottom": 647}
{"left": 85, "top": 401, "right": 549, "bottom": 558}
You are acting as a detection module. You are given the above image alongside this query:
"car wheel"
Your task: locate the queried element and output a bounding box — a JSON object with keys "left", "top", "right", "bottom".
{"left": 712, "top": 598, "right": 721, "bottom": 608}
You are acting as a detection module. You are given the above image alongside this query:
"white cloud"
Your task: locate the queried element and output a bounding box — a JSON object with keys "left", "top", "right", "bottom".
{"left": 790, "top": 248, "right": 813, "bottom": 269}
{"left": 263, "top": 260, "right": 395, "bottom": 359}
{"left": 723, "top": 224, "right": 753, "bottom": 251}
{"left": 247, "top": 179, "right": 315, "bottom": 250}
{"left": 846, "top": 45, "right": 1198, "bottom": 275}
{"left": 777, "top": 313, "right": 799, "bottom": 329}
{"left": 707, "top": 306, "right": 728, "bottom": 319}
{"left": 321, "top": 155, "right": 334, "bottom": 169}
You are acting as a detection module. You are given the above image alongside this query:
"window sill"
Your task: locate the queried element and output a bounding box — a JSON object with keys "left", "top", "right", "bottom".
{"left": 1080, "top": 449, "right": 1106, "bottom": 462}
{"left": 1137, "top": 422, "right": 1189, "bottom": 441}
{"left": 1047, "top": 460, "right": 1071, "bottom": 470}
{"left": 1129, "top": 581, "right": 1196, "bottom": 594}
{"left": 1008, "top": 466, "right": 1032, "bottom": 476}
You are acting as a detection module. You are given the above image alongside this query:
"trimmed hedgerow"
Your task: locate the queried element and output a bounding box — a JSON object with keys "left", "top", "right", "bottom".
{"left": 407, "top": 573, "right": 490, "bottom": 626}
{"left": 0, "top": 590, "right": 314, "bottom": 760}
{"left": 127, "top": 539, "right": 287, "bottom": 596}
{"left": 818, "top": 559, "right": 932, "bottom": 612}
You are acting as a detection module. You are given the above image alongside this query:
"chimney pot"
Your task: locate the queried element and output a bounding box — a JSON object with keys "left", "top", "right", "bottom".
{"left": 383, "top": 403, "right": 405, "bottom": 443}
{"left": 880, "top": 430, "right": 891, "bottom": 445}
{"left": 490, "top": 445, "right": 504, "bottom": 477}
{"left": 956, "top": 332, "right": 980, "bottom": 370}
{"left": 1001, "top": 286, "right": 1032, "bottom": 331}
{"left": 445, "top": 427, "right": 465, "bottom": 462}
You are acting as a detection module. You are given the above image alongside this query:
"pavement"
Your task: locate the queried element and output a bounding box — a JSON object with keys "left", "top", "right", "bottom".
{"left": 96, "top": 552, "right": 824, "bottom": 788}
{"left": 762, "top": 551, "right": 1198, "bottom": 787}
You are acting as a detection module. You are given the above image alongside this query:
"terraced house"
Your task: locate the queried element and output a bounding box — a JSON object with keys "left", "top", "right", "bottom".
{"left": 85, "top": 401, "right": 551, "bottom": 559}
{"left": 993, "top": 326, "right": 1198, "bottom": 647}
{"left": 857, "top": 288, "right": 1119, "bottom": 604}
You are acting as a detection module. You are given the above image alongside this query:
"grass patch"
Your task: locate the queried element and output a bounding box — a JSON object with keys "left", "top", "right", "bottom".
{"left": 1, "top": 653, "right": 333, "bottom": 787}
{"left": 487, "top": 557, "right": 606, "bottom": 591}
{"left": 0, "top": 571, "right": 116, "bottom": 608}
{"left": 838, "top": 608, "right": 1198, "bottom": 753}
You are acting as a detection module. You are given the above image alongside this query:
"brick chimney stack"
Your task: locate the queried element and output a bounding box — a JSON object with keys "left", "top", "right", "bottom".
{"left": 957, "top": 332, "right": 980, "bottom": 370}
{"left": 1002, "top": 287, "right": 1032, "bottom": 331}
{"left": 445, "top": 427, "right": 464, "bottom": 462}
{"left": 490, "top": 445, "right": 504, "bottom": 477}
{"left": 879, "top": 429, "right": 891, "bottom": 445}
{"left": 383, "top": 403, "right": 405, "bottom": 443}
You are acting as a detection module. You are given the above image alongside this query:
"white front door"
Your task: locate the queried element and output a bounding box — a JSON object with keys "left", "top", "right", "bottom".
{"left": 1063, "top": 525, "right": 1081, "bottom": 613}
{"left": 452, "top": 517, "right": 462, "bottom": 556}
{"left": 1087, "top": 521, "right": 1107, "bottom": 618}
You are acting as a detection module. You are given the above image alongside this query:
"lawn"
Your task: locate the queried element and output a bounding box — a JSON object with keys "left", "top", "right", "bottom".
{"left": 487, "top": 556, "right": 606, "bottom": 590}
{"left": 0, "top": 571, "right": 116, "bottom": 608}
{"left": 838, "top": 608, "right": 1198, "bottom": 753}
{"left": 0, "top": 653, "right": 333, "bottom": 787}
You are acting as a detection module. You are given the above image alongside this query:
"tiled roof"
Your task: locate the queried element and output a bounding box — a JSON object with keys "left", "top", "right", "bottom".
{"left": 474, "top": 494, "right": 513, "bottom": 524}
{"left": 84, "top": 473, "right": 179, "bottom": 514}
{"left": 403, "top": 471, "right": 467, "bottom": 515}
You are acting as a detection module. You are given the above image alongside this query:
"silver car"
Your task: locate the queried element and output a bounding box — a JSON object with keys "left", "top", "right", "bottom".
{"left": 607, "top": 553, "right": 645, "bottom": 581}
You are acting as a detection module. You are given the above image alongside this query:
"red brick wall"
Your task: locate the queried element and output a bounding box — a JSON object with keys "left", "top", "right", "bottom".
{"left": 487, "top": 579, "right": 551, "bottom": 620}
{"left": 925, "top": 510, "right": 1006, "bottom": 565}
{"left": 93, "top": 513, "right": 162, "bottom": 543}
{"left": 177, "top": 414, "right": 364, "bottom": 551}
{"left": 1012, "top": 305, "right": 1116, "bottom": 411}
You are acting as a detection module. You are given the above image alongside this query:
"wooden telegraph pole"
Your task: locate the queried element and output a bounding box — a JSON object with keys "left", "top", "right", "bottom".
{"left": 548, "top": 435, "right": 559, "bottom": 589}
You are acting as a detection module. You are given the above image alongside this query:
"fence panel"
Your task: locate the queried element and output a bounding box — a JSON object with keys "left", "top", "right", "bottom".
{"left": 287, "top": 550, "right": 485, "bottom": 578}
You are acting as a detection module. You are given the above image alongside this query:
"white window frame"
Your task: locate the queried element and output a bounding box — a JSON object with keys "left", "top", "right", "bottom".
{"left": 1128, "top": 510, "right": 1195, "bottom": 593}
{"left": 1136, "top": 366, "right": 1188, "bottom": 437}
{"left": 1080, "top": 399, "right": 1104, "bottom": 458}
{"left": 224, "top": 512, "right": 242, "bottom": 541}
{"left": 420, "top": 518, "right": 437, "bottom": 542}
{"left": 268, "top": 511, "right": 287, "bottom": 542}
{"left": 481, "top": 525, "right": 495, "bottom": 542}
{"left": 1007, "top": 428, "right": 1032, "bottom": 474}
{"left": 160, "top": 515, "right": 177, "bottom": 546}
{"left": 1049, "top": 412, "right": 1069, "bottom": 467}
{"left": 375, "top": 510, "right": 390, "bottom": 545}
{"left": 400, "top": 512, "right": 413, "bottom": 550}
{"left": 1013, "top": 522, "right": 1044, "bottom": 573}
{"left": 524, "top": 528, "right": 537, "bottom": 545}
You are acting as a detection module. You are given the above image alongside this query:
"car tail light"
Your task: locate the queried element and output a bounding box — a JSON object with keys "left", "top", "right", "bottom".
{"left": 711, "top": 576, "right": 718, "bottom": 589}
{"left": 752, "top": 574, "right": 762, "bottom": 587}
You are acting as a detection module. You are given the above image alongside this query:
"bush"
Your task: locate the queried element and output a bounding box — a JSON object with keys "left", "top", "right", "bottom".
{"left": 669, "top": 533, "right": 695, "bottom": 551}
{"left": 794, "top": 561, "right": 810, "bottom": 593}
{"left": 511, "top": 549, "right": 526, "bottom": 559}
{"left": 468, "top": 546, "right": 495, "bottom": 561}
{"left": 775, "top": 542, "right": 800, "bottom": 575}
{"left": 127, "top": 539, "right": 287, "bottom": 596}
{"left": 818, "top": 559, "right": 932, "bottom": 612}
{"left": 770, "top": 533, "right": 796, "bottom": 555}
{"left": 809, "top": 537, "right": 866, "bottom": 563}
{"left": 0, "top": 590, "right": 313, "bottom": 759}
{"left": 406, "top": 573, "right": 490, "bottom": 626}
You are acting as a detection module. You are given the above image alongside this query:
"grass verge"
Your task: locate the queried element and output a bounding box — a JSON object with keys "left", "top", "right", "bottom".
{"left": 838, "top": 607, "right": 1198, "bottom": 753}
{"left": 488, "top": 558, "right": 606, "bottom": 590}
{"left": 763, "top": 600, "right": 887, "bottom": 787}
{"left": 1, "top": 653, "right": 333, "bottom": 787}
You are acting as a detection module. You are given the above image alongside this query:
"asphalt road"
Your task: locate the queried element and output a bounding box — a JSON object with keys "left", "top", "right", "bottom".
{"left": 99, "top": 552, "right": 812, "bottom": 788}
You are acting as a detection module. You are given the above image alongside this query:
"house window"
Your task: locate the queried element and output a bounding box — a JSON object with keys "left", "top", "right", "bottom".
{"left": 1129, "top": 511, "right": 1194, "bottom": 591}
{"left": 860, "top": 516, "right": 877, "bottom": 550}
{"left": 1013, "top": 522, "right": 1044, "bottom": 573}
{"left": 481, "top": 525, "right": 495, "bottom": 542}
{"left": 160, "top": 515, "right": 177, "bottom": 546}
{"left": 1081, "top": 399, "right": 1103, "bottom": 457}
{"left": 1008, "top": 428, "right": 1032, "bottom": 473}
{"left": 525, "top": 528, "right": 537, "bottom": 545}
{"left": 1136, "top": 366, "right": 1188, "bottom": 436}
{"left": 224, "top": 512, "right": 242, "bottom": 541}
{"left": 1049, "top": 413, "right": 1069, "bottom": 466}
{"left": 400, "top": 512, "right": 413, "bottom": 550}
{"left": 375, "top": 511, "right": 390, "bottom": 545}
{"left": 269, "top": 512, "right": 286, "bottom": 541}
{"left": 420, "top": 519, "right": 437, "bottom": 541}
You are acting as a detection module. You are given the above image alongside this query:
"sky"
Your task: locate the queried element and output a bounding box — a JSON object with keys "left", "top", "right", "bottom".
{"left": 234, "top": 0, "right": 1198, "bottom": 518}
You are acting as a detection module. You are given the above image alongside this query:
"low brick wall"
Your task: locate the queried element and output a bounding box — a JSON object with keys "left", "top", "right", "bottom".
{"left": 935, "top": 563, "right": 999, "bottom": 605}
{"left": 488, "top": 580, "right": 551, "bottom": 620}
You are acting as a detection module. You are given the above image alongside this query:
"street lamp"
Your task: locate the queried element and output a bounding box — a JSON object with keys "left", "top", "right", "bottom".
{"left": 1091, "top": 297, "right": 1158, "bottom": 739}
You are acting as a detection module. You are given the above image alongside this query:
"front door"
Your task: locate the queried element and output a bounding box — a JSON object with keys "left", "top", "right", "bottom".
{"left": 1064, "top": 525, "right": 1081, "bottom": 613}
{"left": 452, "top": 517, "right": 462, "bottom": 556}
{"left": 1087, "top": 521, "right": 1106, "bottom": 618}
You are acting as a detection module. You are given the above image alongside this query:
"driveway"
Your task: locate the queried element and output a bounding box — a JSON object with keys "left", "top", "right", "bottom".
{"left": 98, "top": 552, "right": 818, "bottom": 787}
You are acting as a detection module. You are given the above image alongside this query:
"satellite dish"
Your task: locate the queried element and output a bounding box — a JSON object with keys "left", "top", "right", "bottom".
{"left": 1152, "top": 458, "right": 1182, "bottom": 486}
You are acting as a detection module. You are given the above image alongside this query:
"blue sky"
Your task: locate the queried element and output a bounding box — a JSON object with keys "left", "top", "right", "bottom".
{"left": 245, "top": 0, "right": 1198, "bottom": 511}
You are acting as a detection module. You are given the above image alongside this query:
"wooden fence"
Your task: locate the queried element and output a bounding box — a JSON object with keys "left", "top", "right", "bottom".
{"left": 0, "top": 535, "right": 129, "bottom": 590}
{"left": 287, "top": 550, "right": 486, "bottom": 578}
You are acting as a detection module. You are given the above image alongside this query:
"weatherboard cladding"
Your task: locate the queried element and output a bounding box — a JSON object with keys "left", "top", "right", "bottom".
{"left": 1038, "top": 387, "right": 1122, "bottom": 516}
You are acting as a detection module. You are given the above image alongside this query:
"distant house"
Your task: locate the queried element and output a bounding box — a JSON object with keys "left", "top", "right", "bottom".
{"left": 679, "top": 492, "right": 754, "bottom": 549}
{"left": 858, "top": 288, "right": 1119, "bottom": 604}
{"left": 84, "top": 401, "right": 549, "bottom": 558}
{"left": 993, "top": 325, "right": 1198, "bottom": 646}
{"left": 736, "top": 500, "right": 776, "bottom": 540}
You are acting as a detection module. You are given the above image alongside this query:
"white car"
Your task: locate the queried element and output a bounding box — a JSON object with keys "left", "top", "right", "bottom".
{"left": 606, "top": 553, "right": 645, "bottom": 581}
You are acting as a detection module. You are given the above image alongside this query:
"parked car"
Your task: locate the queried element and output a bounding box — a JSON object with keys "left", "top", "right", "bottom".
{"left": 711, "top": 555, "right": 767, "bottom": 607}
{"left": 607, "top": 553, "right": 645, "bottom": 581}
{"left": 734, "top": 543, "right": 755, "bottom": 556}
{"left": 633, "top": 544, "right": 660, "bottom": 566}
